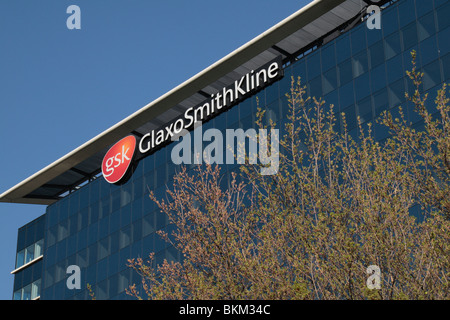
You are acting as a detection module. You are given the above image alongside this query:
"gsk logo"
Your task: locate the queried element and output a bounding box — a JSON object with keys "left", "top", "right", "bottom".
{"left": 102, "top": 135, "right": 137, "bottom": 184}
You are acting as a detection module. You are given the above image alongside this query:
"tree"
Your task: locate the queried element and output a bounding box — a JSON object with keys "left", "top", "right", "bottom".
{"left": 127, "top": 52, "right": 450, "bottom": 300}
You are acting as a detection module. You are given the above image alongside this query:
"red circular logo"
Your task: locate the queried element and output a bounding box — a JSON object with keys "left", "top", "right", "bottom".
{"left": 102, "top": 135, "right": 136, "bottom": 184}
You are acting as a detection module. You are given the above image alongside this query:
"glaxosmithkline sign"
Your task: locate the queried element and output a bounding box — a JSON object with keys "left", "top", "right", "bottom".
{"left": 101, "top": 56, "right": 283, "bottom": 184}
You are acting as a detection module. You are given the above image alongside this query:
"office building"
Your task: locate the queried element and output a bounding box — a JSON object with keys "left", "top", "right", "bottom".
{"left": 3, "top": 0, "right": 449, "bottom": 299}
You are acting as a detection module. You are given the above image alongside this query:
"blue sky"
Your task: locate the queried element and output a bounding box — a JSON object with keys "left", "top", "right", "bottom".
{"left": 0, "top": 0, "right": 311, "bottom": 300}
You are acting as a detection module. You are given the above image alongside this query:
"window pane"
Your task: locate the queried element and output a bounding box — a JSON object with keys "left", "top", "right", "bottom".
{"left": 35, "top": 239, "right": 43, "bottom": 257}
{"left": 388, "top": 79, "right": 406, "bottom": 107}
{"left": 352, "top": 51, "right": 368, "bottom": 78}
{"left": 25, "top": 244, "right": 35, "bottom": 264}
{"left": 308, "top": 76, "right": 322, "bottom": 98}
{"left": 336, "top": 34, "right": 351, "bottom": 63}
{"left": 322, "top": 67, "right": 337, "bottom": 95}
{"left": 402, "top": 22, "right": 418, "bottom": 51}
{"left": 371, "top": 63, "right": 386, "bottom": 93}
{"left": 351, "top": 26, "right": 367, "bottom": 54}
{"left": 373, "top": 89, "right": 389, "bottom": 117}
{"left": 98, "top": 237, "right": 110, "bottom": 261}
{"left": 354, "top": 73, "right": 371, "bottom": 102}
{"left": 16, "top": 249, "right": 25, "bottom": 269}
{"left": 415, "top": 0, "right": 433, "bottom": 17}
{"left": 292, "top": 61, "right": 307, "bottom": 81}
{"left": 339, "top": 81, "right": 355, "bottom": 109}
{"left": 307, "top": 52, "right": 321, "bottom": 80}
{"left": 342, "top": 105, "right": 357, "bottom": 131}
{"left": 22, "top": 284, "right": 32, "bottom": 300}
{"left": 57, "top": 219, "right": 69, "bottom": 241}
{"left": 367, "top": 27, "right": 382, "bottom": 46}
{"left": 442, "top": 53, "right": 450, "bottom": 81}
{"left": 436, "top": 1, "right": 450, "bottom": 31}
{"left": 357, "top": 97, "right": 373, "bottom": 124}
{"left": 13, "top": 290, "right": 22, "bottom": 300}
{"left": 438, "top": 27, "right": 450, "bottom": 56}
{"left": 420, "top": 36, "right": 439, "bottom": 65}
{"left": 398, "top": 0, "right": 416, "bottom": 27}
{"left": 386, "top": 55, "right": 404, "bottom": 84}
{"left": 369, "top": 41, "right": 385, "bottom": 69}
{"left": 119, "top": 226, "right": 131, "bottom": 250}
{"left": 321, "top": 43, "right": 336, "bottom": 71}
{"left": 385, "top": 32, "right": 401, "bottom": 60}
{"left": 417, "top": 12, "right": 436, "bottom": 41}
{"left": 382, "top": 6, "right": 399, "bottom": 36}
{"left": 338, "top": 59, "right": 353, "bottom": 85}
{"left": 31, "top": 280, "right": 41, "bottom": 299}
{"left": 142, "top": 213, "right": 155, "bottom": 237}
{"left": 423, "top": 60, "right": 442, "bottom": 90}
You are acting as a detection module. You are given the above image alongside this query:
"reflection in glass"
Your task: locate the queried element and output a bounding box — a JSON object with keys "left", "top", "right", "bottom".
{"left": 25, "top": 244, "right": 35, "bottom": 264}
{"left": 22, "top": 284, "right": 31, "bottom": 300}
{"left": 16, "top": 250, "right": 25, "bottom": 269}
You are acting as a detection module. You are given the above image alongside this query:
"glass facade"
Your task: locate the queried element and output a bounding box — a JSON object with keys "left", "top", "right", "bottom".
{"left": 13, "top": 215, "right": 45, "bottom": 300}
{"left": 12, "top": 0, "right": 450, "bottom": 300}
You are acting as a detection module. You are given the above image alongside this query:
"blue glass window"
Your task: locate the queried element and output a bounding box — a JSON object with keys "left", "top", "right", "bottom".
{"left": 388, "top": 78, "right": 406, "bottom": 107}
{"left": 119, "top": 226, "right": 131, "bottom": 250}
{"left": 307, "top": 52, "right": 321, "bottom": 80}
{"left": 415, "top": 0, "right": 433, "bottom": 17}
{"left": 321, "top": 42, "right": 336, "bottom": 71}
{"left": 322, "top": 67, "right": 337, "bottom": 95}
{"left": 354, "top": 73, "right": 371, "bottom": 101}
{"left": 367, "top": 27, "right": 382, "bottom": 46}
{"left": 108, "top": 252, "right": 119, "bottom": 277}
{"left": 342, "top": 104, "right": 357, "bottom": 131}
{"left": 308, "top": 76, "right": 322, "bottom": 98}
{"left": 352, "top": 50, "right": 368, "bottom": 78}
{"left": 292, "top": 60, "right": 306, "bottom": 82}
{"left": 338, "top": 59, "right": 353, "bottom": 85}
{"left": 142, "top": 212, "right": 155, "bottom": 238}
{"left": 47, "top": 205, "right": 58, "bottom": 228}
{"left": 368, "top": 41, "right": 385, "bottom": 69}
{"left": 438, "top": 27, "right": 450, "bottom": 56}
{"left": 16, "top": 250, "right": 25, "bottom": 269}
{"left": 422, "top": 60, "right": 442, "bottom": 90}
{"left": 385, "top": 32, "right": 402, "bottom": 60}
{"left": 398, "top": 0, "right": 416, "bottom": 27}
{"left": 371, "top": 63, "right": 387, "bottom": 93}
{"left": 442, "top": 53, "right": 450, "bottom": 81}
{"left": 76, "top": 248, "right": 88, "bottom": 268}
{"left": 339, "top": 81, "right": 355, "bottom": 109}
{"left": 110, "top": 231, "right": 120, "bottom": 254}
{"left": 417, "top": 12, "right": 436, "bottom": 42}
{"left": 382, "top": 6, "right": 399, "bottom": 36}
{"left": 98, "top": 237, "right": 110, "bottom": 261}
{"left": 87, "top": 221, "right": 99, "bottom": 246}
{"left": 120, "top": 204, "right": 132, "bottom": 228}
{"left": 402, "top": 22, "right": 419, "bottom": 51}
{"left": 357, "top": 96, "right": 373, "bottom": 124}
{"left": 420, "top": 36, "right": 439, "bottom": 65}
{"left": 336, "top": 34, "right": 351, "bottom": 63}
{"left": 109, "top": 210, "right": 120, "bottom": 234}
{"left": 436, "top": 1, "right": 450, "bottom": 31}
{"left": 351, "top": 26, "right": 367, "bottom": 54}
{"left": 386, "top": 55, "right": 404, "bottom": 84}
{"left": 373, "top": 88, "right": 389, "bottom": 117}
